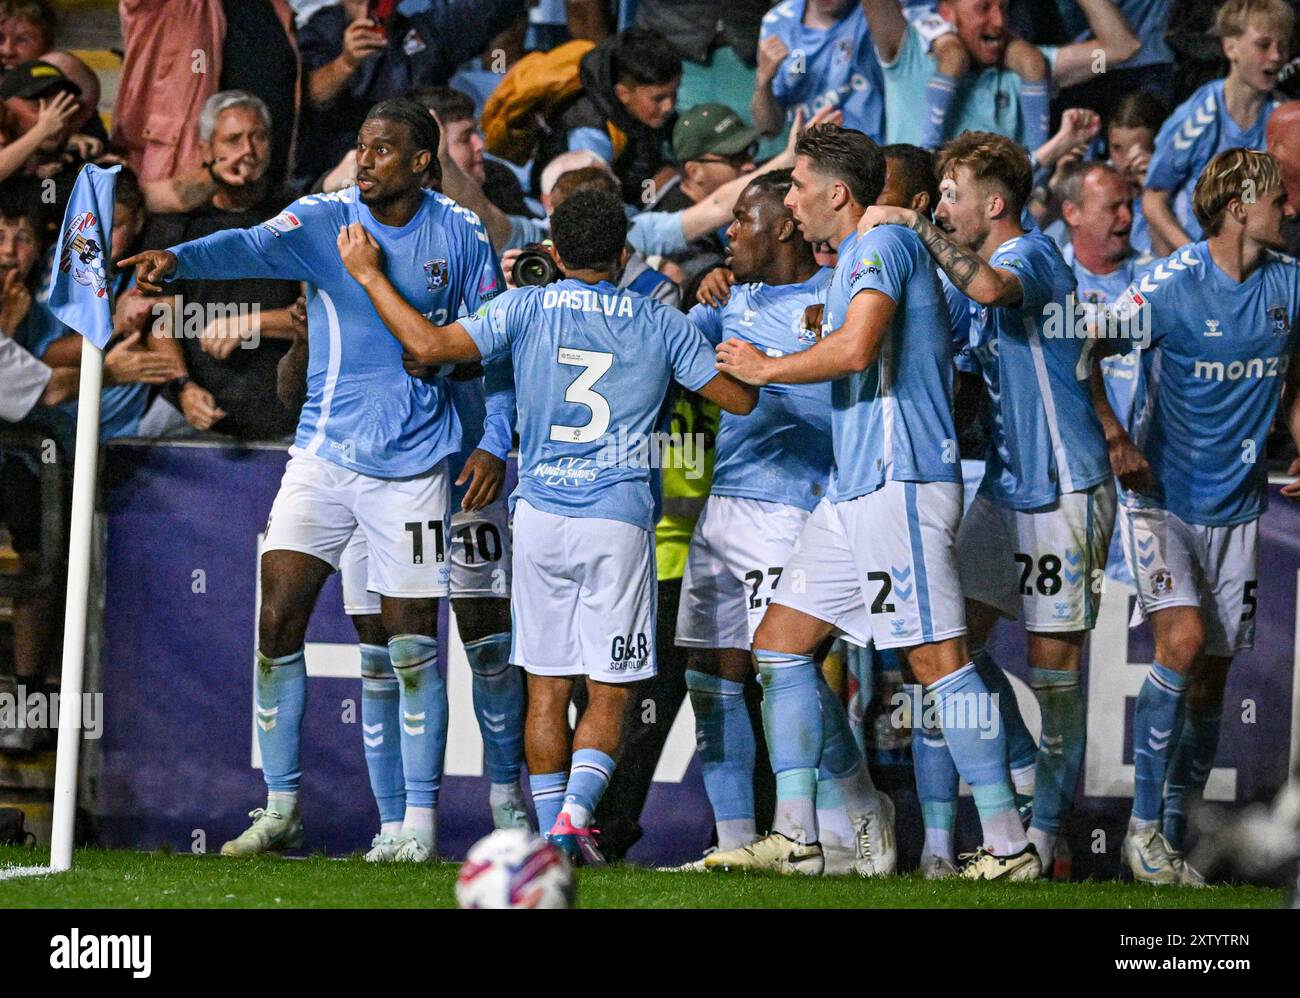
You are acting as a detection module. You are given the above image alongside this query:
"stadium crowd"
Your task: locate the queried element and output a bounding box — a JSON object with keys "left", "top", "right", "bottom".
{"left": 2, "top": 0, "right": 1300, "bottom": 882}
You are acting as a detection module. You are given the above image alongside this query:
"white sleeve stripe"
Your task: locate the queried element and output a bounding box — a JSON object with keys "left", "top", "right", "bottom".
{"left": 1025, "top": 314, "right": 1075, "bottom": 494}
{"left": 304, "top": 289, "right": 343, "bottom": 457}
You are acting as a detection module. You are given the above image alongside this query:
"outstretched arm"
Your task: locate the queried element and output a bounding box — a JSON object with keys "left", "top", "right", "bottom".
{"left": 716, "top": 289, "right": 895, "bottom": 385}
{"left": 861, "top": 0, "right": 908, "bottom": 64}
{"left": 336, "top": 222, "right": 481, "bottom": 366}
{"left": 1051, "top": 0, "right": 1141, "bottom": 89}
{"left": 432, "top": 111, "right": 514, "bottom": 252}
{"left": 680, "top": 106, "right": 841, "bottom": 242}
{"left": 1141, "top": 188, "right": 1191, "bottom": 255}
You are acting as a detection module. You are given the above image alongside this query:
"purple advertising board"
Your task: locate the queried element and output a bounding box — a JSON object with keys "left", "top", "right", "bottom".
{"left": 94, "top": 442, "right": 1300, "bottom": 875}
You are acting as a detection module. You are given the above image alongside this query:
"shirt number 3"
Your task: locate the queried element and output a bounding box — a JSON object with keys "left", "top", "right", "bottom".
{"left": 551, "top": 347, "right": 613, "bottom": 443}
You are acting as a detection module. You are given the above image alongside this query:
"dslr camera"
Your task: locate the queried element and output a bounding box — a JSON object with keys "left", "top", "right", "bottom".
{"left": 512, "top": 242, "right": 562, "bottom": 287}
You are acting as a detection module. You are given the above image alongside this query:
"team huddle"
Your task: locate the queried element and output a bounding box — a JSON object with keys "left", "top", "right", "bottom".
{"left": 122, "top": 90, "right": 1300, "bottom": 883}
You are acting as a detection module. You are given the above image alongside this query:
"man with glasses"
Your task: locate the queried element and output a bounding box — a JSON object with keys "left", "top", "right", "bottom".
{"left": 653, "top": 104, "right": 764, "bottom": 286}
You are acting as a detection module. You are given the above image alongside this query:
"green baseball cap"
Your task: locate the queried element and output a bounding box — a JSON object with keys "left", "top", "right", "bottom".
{"left": 672, "top": 104, "right": 761, "bottom": 163}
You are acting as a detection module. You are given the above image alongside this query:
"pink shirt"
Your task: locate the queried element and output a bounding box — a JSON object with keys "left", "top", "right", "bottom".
{"left": 112, "top": 0, "right": 299, "bottom": 182}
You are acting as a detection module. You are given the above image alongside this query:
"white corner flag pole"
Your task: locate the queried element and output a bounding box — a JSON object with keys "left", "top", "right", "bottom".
{"left": 49, "top": 337, "right": 105, "bottom": 872}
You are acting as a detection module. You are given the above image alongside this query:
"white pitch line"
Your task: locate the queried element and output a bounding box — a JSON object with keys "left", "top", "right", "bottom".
{"left": 0, "top": 864, "right": 55, "bottom": 880}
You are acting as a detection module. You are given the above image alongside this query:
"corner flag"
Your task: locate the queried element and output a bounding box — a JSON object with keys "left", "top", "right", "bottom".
{"left": 48, "top": 163, "right": 120, "bottom": 347}
{"left": 45, "top": 163, "right": 120, "bottom": 873}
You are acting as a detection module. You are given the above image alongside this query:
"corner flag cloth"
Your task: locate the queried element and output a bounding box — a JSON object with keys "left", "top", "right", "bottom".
{"left": 48, "top": 163, "right": 120, "bottom": 349}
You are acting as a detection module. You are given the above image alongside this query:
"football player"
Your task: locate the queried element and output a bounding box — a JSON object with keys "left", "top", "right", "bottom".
{"left": 335, "top": 188, "right": 757, "bottom": 865}
{"left": 673, "top": 169, "right": 895, "bottom": 875}
{"left": 123, "top": 99, "right": 505, "bottom": 863}
{"left": 1104, "top": 148, "right": 1300, "bottom": 882}
{"left": 861, "top": 131, "right": 1117, "bottom": 879}
{"left": 714, "top": 124, "right": 1035, "bottom": 881}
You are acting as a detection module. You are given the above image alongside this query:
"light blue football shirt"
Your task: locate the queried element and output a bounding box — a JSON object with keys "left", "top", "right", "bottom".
{"left": 168, "top": 187, "right": 504, "bottom": 479}
{"left": 964, "top": 227, "right": 1110, "bottom": 509}
{"left": 881, "top": 22, "right": 1049, "bottom": 147}
{"left": 822, "top": 225, "right": 960, "bottom": 501}
{"left": 462, "top": 278, "right": 720, "bottom": 530}
{"left": 687, "top": 270, "right": 833, "bottom": 511}
{"left": 1063, "top": 242, "right": 1156, "bottom": 426}
{"left": 760, "top": 0, "right": 887, "bottom": 142}
{"left": 1121, "top": 242, "right": 1300, "bottom": 525}
{"left": 1146, "top": 80, "right": 1280, "bottom": 241}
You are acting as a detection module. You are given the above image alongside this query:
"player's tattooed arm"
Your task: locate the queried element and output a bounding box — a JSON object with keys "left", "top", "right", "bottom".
{"left": 716, "top": 289, "right": 893, "bottom": 385}
{"left": 857, "top": 206, "right": 1023, "bottom": 307}
{"left": 336, "top": 222, "right": 482, "bottom": 366}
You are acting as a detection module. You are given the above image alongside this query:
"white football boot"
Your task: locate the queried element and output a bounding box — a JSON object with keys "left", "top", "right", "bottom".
{"left": 920, "top": 853, "right": 959, "bottom": 880}
{"left": 703, "top": 831, "right": 825, "bottom": 875}
{"left": 220, "top": 807, "right": 305, "bottom": 857}
{"left": 958, "top": 844, "right": 1043, "bottom": 881}
{"left": 364, "top": 831, "right": 403, "bottom": 862}
{"left": 392, "top": 832, "right": 435, "bottom": 863}
{"left": 1122, "top": 827, "right": 1182, "bottom": 885}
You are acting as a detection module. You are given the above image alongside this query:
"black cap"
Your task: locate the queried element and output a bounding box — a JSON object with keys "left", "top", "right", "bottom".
{"left": 0, "top": 60, "right": 81, "bottom": 100}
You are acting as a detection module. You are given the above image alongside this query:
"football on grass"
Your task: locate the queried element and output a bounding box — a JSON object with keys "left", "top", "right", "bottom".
{"left": 455, "top": 828, "right": 575, "bottom": 909}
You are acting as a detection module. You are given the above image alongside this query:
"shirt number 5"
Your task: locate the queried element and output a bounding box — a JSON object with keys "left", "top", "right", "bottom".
{"left": 551, "top": 347, "right": 613, "bottom": 443}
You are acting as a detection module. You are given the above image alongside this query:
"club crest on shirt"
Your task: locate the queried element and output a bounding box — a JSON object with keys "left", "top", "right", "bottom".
{"left": 425, "top": 258, "right": 449, "bottom": 291}
{"left": 58, "top": 210, "right": 108, "bottom": 298}
{"left": 1268, "top": 305, "right": 1290, "bottom": 335}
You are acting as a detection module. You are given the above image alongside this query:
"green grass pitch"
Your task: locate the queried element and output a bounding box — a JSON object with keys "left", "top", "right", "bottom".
{"left": 0, "top": 846, "right": 1285, "bottom": 908}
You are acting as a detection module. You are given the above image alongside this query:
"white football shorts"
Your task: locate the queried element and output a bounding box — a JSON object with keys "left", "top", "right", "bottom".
{"left": 676, "top": 495, "right": 812, "bottom": 651}
{"left": 510, "top": 499, "right": 656, "bottom": 683}
{"left": 957, "top": 480, "right": 1116, "bottom": 632}
{"left": 263, "top": 451, "right": 451, "bottom": 600}
{"left": 1119, "top": 504, "right": 1259, "bottom": 656}
{"left": 341, "top": 501, "right": 512, "bottom": 614}
{"left": 772, "top": 481, "right": 967, "bottom": 650}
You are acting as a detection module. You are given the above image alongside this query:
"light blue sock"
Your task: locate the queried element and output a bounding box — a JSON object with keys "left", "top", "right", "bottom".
{"left": 921, "top": 71, "right": 959, "bottom": 149}
{"left": 814, "top": 671, "right": 875, "bottom": 814}
{"left": 911, "top": 685, "right": 959, "bottom": 860}
{"left": 1132, "top": 662, "right": 1187, "bottom": 824}
{"left": 756, "top": 649, "right": 822, "bottom": 843}
{"left": 463, "top": 632, "right": 524, "bottom": 785}
{"left": 1029, "top": 667, "right": 1085, "bottom": 837}
{"left": 1021, "top": 80, "right": 1050, "bottom": 151}
{"left": 973, "top": 650, "right": 1037, "bottom": 782}
{"left": 560, "top": 748, "right": 615, "bottom": 828}
{"left": 360, "top": 643, "right": 404, "bottom": 826}
{"left": 255, "top": 649, "right": 306, "bottom": 796}
{"left": 929, "top": 663, "right": 1025, "bottom": 855}
{"left": 388, "top": 634, "right": 448, "bottom": 811}
{"left": 686, "top": 669, "right": 755, "bottom": 849}
{"left": 529, "top": 771, "right": 566, "bottom": 834}
{"left": 1163, "top": 704, "right": 1221, "bottom": 850}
